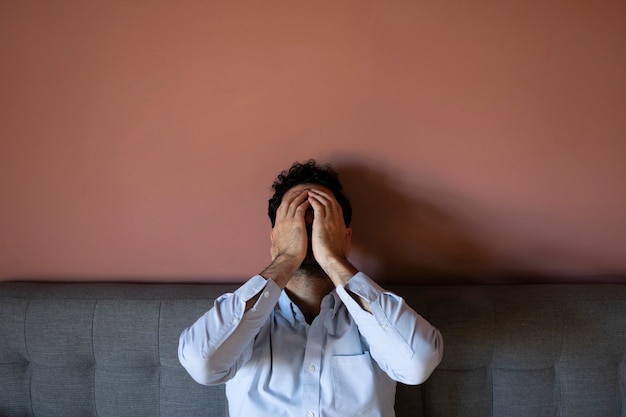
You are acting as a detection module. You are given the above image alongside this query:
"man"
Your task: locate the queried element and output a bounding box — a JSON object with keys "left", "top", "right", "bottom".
{"left": 178, "top": 160, "right": 443, "bottom": 417}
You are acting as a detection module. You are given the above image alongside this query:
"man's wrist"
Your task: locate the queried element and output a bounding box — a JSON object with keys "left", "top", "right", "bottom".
{"left": 261, "top": 254, "right": 302, "bottom": 289}
{"left": 320, "top": 256, "right": 358, "bottom": 287}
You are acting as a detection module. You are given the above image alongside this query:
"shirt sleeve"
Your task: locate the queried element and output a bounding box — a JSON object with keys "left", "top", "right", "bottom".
{"left": 335, "top": 272, "right": 443, "bottom": 385}
{"left": 178, "top": 275, "right": 281, "bottom": 385}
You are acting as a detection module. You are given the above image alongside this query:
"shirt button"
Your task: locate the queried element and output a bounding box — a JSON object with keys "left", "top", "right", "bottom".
{"left": 307, "top": 412, "right": 315, "bottom": 417}
{"left": 263, "top": 291, "right": 270, "bottom": 298}
{"left": 381, "top": 322, "right": 388, "bottom": 329}
{"left": 231, "top": 318, "right": 239, "bottom": 324}
{"left": 308, "top": 364, "right": 316, "bottom": 372}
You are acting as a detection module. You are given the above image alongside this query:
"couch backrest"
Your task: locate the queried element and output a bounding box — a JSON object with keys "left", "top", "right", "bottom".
{"left": 1, "top": 282, "right": 625, "bottom": 417}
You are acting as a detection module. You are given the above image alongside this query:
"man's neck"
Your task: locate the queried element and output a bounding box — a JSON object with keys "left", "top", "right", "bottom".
{"left": 285, "top": 271, "right": 335, "bottom": 324}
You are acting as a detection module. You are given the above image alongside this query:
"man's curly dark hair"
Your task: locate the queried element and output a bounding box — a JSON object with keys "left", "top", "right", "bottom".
{"left": 268, "top": 160, "right": 352, "bottom": 227}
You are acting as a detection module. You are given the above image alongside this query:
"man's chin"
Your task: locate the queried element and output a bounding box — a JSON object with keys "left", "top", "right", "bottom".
{"left": 297, "top": 260, "right": 326, "bottom": 278}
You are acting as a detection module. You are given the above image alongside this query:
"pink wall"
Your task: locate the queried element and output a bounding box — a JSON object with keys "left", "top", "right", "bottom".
{"left": 1, "top": 0, "right": 625, "bottom": 283}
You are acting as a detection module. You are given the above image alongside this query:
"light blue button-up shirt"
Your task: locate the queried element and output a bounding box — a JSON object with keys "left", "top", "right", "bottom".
{"left": 179, "top": 272, "right": 443, "bottom": 417}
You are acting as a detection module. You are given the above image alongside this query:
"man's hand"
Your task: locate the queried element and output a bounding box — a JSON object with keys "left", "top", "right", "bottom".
{"left": 261, "top": 188, "right": 310, "bottom": 290}
{"left": 271, "top": 188, "right": 310, "bottom": 262}
{"left": 307, "top": 188, "right": 358, "bottom": 285}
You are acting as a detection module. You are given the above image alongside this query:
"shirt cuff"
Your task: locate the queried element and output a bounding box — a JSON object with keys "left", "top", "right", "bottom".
{"left": 341, "top": 271, "right": 385, "bottom": 303}
{"left": 235, "top": 275, "right": 282, "bottom": 319}
{"left": 234, "top": 275, "right": 272, "bottom": 301}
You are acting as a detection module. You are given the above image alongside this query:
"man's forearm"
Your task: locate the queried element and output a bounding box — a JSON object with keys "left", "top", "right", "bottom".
{"left": 320, "top": 257, "right": 372, "bottom": 312}
{"left": 338, "top": 273, "right": 443, "bottom": 384}
{"left": 244, "top": 254, "right": 300, "bottom": 311}
{"left": 320, "top": 256, "right": 358, "bottom": 287}
{"left": 179, "top": 275, "right": 281, "bottom": 385}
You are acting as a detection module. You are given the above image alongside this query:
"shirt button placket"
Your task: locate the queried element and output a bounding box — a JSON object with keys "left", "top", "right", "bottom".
{"left": 302, "top": 317, "right": 323, "bottom": 417}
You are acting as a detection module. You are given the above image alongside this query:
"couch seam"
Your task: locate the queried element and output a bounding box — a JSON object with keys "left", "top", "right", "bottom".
{"left": 92, "top": 300, "right": 98, "bottom": 417}
{"left": 158, "top": 301, "right": 163, "bottom": 417}
{"left": 556, "top": 300, "right": 565, "bottom": 417}
{"left": 490, "top": 298, "right": 495, "bottom": 417}
{"left": 24, "top": 299, "right": 35, "bottom": 417}
{"left": 620, "top": 355, "right": 626, "bottom": 416}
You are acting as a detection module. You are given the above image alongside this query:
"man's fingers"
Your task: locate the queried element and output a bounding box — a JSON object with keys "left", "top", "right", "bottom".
{"left": 278, "top": 189, "right": 309, "bottom": 218}
{"left": 288, "top": 191, "right": 309, "bottom": 218}
{"left": 271, "top": 189, "right": 310, "bottom": 265}
{"left": 308, "top": 189, "right": 341, "bottom": 220}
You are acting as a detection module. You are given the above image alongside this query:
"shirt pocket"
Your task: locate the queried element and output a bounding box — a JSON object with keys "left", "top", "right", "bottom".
{"left": 331, "top": 352, "right": 380, "bottom": 416}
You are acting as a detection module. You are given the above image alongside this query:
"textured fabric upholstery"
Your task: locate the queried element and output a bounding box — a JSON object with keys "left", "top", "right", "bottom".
{"left": 401, "top": 285, "right": 626, "bottom": 417}
{"left": 0, "top": 283, "right": 231, "bottom": 417}
{"left": 0, "top": 282, "right": 624, "bottom": 417}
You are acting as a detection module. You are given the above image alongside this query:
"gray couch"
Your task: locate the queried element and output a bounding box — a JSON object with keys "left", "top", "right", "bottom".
{"left": 1, "top": 281, "right": 624, "bottom": 417}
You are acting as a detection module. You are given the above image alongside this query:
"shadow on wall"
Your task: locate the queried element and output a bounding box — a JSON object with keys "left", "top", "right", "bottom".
{"left": 336, "top": 162, "right": 507, "bottom": 284}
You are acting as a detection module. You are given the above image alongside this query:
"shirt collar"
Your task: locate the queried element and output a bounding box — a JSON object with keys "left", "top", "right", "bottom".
{"left": 277, "top": 291, "right": 299, "bottom": 326}
{"left": 328, "top": 290, "right": 342, "bottom": 317}
{"left": 277, "top": 289, "right": 342, "bottom": 326}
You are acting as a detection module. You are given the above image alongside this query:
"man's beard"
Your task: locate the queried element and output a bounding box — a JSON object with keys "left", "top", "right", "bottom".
{"left": 296, "top": 227, "right": 326, "bottom": 278}
{"left": 297, "top": 250, "right": 325, "bottom": 277}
